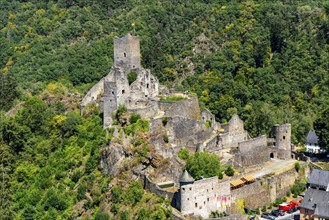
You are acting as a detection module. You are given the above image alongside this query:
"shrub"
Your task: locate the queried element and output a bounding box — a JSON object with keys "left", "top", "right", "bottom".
{"left": 129, "top": 113, "right": 141, "bottom": 124}
{"left": 124, "top": 181, "right": 144, "bottom": 206}
{"left": 205, "top": 120, "right": 211, "bottom": 128}
{"left": 77, "top": 184, "right": 86, "bottom": 200}
{"left": 110, "top": 204, "right": 120, "bottom": 215}
{"left": 294, "top": 162, "right": 300, "bottom": 172}
{"left": 163, "top": 134, "right": 169, "bottom": 143}
{"left": 120, "top": 210, "right": 129, "bottom": 220}
{"left": 128, "top": 71, "right": 137, "bottom": 85}
{"left": 111, "top": 186, "right": 122, "bottom": 203}
{"left": 225, "top": 165, "right": 235, "bottom": 177}
{"left": 178, "top": 147, "right": 189, "bottom": 160}
{"left": 116, "top": 104, "right": 127, "bottom": 119}
{"left": 162, "top": 116, "right": 168, "bottom": 126}
{"left": 160, "top": 95, "right": 187, "bottom": 102}
{"left": 261, "top": 205, "right": 266, "bottom": 212}
{"left": 95, "top": 211, "right": 109, "bottom": 220}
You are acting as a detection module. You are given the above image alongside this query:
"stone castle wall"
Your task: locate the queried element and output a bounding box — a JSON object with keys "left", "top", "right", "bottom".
{"left": 219, "top": 115, "right": 249, "bottom": 148}
{"left": 201, "top": 109, "right": 220, "bottom": 130}
{"left": 81, "top": 77, "right": 105, "bottom": 110}
{"left": 180, "top": 177, "right": 231, "bottom": 218}
{"left": 238, "top": 135, "right": 267, "bottom": 153}
{"left": 167, "top": 116, "right": 212, "bottom": 151}
{"left": 127, "top": 100, "right": 159, "bottom": 119}
{"left": 233, "top": 135, "right": 270, "bottom": 167}
{"left": 231, "top": 166, "right": 300, "bottom": 210}
{"left": 159, "top": 96, "right": 202, "bottom": 121}
{"left": 204, "top": 134, "right": 222, "bottom": 152}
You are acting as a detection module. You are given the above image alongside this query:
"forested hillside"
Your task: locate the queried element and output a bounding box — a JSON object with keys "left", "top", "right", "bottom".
{"left": 0, "top": 0, "right": 328, "bottom": 219}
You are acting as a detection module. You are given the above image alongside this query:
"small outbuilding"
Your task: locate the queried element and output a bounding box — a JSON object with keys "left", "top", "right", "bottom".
{"left": 305, "top": 130, "right": 320, "bottom": 153}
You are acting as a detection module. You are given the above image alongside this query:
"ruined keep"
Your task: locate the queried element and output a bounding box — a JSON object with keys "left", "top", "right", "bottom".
{"left": 104, "top": 33, "right": 159, "bottom": 127}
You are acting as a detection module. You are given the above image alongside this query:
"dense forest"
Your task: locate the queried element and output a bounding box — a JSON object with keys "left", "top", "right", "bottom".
{"left": 0, "top": 0, "right": 328, "bottom": 219}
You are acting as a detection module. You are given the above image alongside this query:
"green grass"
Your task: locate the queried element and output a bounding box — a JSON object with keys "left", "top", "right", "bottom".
{"left": 160, "top": 95, "right": 187, "bottom": 102}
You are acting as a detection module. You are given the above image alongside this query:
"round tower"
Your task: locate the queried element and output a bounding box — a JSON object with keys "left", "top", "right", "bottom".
{"left": 179, "top": 170, "right": 195, "bottom": 215}
{"left": 273, "top": 124, "right": 291, "bottom": 160}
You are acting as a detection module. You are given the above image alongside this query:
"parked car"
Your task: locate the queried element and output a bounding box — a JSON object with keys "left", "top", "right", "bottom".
{"left": 271, "top": 209, "right": 285, "bottom": 217}
{"left": 261, "top": 212, "right": 276, "bottom": 220}
{"left": 287, "top": 207, "right": 297, "bottom": 213}
{"left": 248, "top": 215, "right": 255, "bottom": 220}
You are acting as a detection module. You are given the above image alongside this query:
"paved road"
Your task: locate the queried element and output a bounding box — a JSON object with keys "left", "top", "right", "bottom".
{"left": 252, "top": 159, "right": 296, "bottom": 179}
{"left": 259, "top": 211, "right": 300, "bottom": 220}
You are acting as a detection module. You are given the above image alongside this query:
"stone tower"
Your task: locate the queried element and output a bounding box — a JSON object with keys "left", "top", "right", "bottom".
{"left": 273, "top": 124, "right": 291, "bottom": 160}
{"left": 113, "top": 32, "right": 141, "bottom": 70}
{"left": 179, "top": 170, "right": 195, "bottom": 215}
{"left": 102, "top": 33, "right": 159, "bottom": 128}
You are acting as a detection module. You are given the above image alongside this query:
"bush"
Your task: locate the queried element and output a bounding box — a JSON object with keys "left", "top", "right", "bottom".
{"left": 111, "top": 186, "right": 122, "bottom": 203}
{"left": 120, "top": 210, "right": 129, "bottom": 220}
{"left": 294, "top": 162, "right": 300, "bottom": 172}
{"left": 291, "top": 184, "right": 306, "bottom": 197}
{"left": 128, "top": 71, "right": 137, "bottom": 85}
{"left": 129, "top": 113, "right": 141, "bottom": 124}
{"left": 110, "top": 204, "right": 120, "bottom": 215}
{"left": 124, "top": 181, "right": 144, "bottom": 206}
{"left": 77, "top": 184, "right": 86, "bottom": 200}
{"left": 116, "top": 104, "right": 127, "bottom": 119}
{"left": 262, "top": 205, "right": 266, "bottom": 212}
{"left": 162, "top": 116, "right": 168, "bottom": 126}
{"left": 178, "top": 147, "right": 189, "bottom": 160}
{"left": 95, "top": 211, "right": 109, "bottom": 220}
{"left": 163, "top": 134, "right": 169, "bottom": 143}
{"left": 160, "top": 95, "right": 187, "bottom": 102}
{"left": 225, "top": 165, "right": 235, "bottom": 177}
{"left": 205, "top": 120, "right": 211, "bottom": 128}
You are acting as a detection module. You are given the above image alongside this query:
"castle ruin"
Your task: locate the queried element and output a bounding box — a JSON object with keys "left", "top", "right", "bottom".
{"left": 81, "top": 33, "right": 295, "bottom": 219}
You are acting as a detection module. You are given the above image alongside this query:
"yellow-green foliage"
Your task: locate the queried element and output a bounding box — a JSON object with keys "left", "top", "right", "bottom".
{"left": 236, "top": 199, "right": 245, "bottom": 214}
{"left": 160, "top": 95, "right": 187, "bottom": 102}
{"left": 124, "top": 119, "right": 150, "bottom": 136}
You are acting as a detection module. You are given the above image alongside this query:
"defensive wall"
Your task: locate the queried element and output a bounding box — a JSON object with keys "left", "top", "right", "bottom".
{"left": 180, "top": 177, "right": 231, "bottom": 218}
{"left": 233, "top": 136, "right": 270, "bottom": 167}
{"left": 159, "top": 96, "right": 202, "bottom": 121}
{"left": 80, "top": 77, "right": 104, "bottom": 113}
{"left": 231, "top": 165, "right": 305, "bottom": 211}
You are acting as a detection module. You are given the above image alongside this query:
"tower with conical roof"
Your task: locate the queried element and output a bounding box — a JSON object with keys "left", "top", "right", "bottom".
{"left": 179, "top": 170, "right": 195, "bottom": 214}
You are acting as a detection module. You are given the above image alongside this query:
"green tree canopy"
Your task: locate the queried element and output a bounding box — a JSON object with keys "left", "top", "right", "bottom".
{"left": 314, "top": 108, "right": 329, "bottom": 151}
{"left": 186, "top": 152, "right": 222, "bottom": 180}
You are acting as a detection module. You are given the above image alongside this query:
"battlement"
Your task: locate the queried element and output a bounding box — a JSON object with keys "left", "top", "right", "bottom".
{"left": 114, "top": 33, "right": 141, "bottom": 70}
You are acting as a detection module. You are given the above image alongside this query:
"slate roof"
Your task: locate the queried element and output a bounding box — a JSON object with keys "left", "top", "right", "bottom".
{"left": 179, "top": 170, "right": 195, "bottom": 183}
{"left": 314, "top": 203, "right": 329, "bottom": 218}
{"left": 300, "top": 188, "right": 329, "bottom": 217}
{"left": 308, "top": 169, "right": 329, "bottom": 188}
{"left": 305, "top": 130, "right": 319, "bottom": 145}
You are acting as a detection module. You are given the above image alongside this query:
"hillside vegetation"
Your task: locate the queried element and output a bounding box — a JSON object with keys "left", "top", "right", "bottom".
{"left": 0, "top": 0, "right": 328, "bottom": 219}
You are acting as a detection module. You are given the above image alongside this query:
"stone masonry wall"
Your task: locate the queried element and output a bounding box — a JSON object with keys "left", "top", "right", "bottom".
{"left": 231, "top": 166, "right": 300, "bottom": 211}
{"left": 159, "top": 96, "right": 202, "bottom": 121}
{"left": 180, "top": 177, "right": 231, "bottom": 218}
{"left": 238, "top": 135, "right": 267, "bottom": 153}
{"left": 81, "top": 77, "right": 104, "bottom": 110}
{"left": 166, "top": 117, "right": 212, "bottom": 151}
